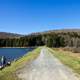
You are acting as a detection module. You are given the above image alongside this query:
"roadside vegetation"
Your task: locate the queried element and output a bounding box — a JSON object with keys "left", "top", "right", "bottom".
{"left": 0, "top": 47, "right": 41, "bottom": 80}
{"left": 48, "top": 48, "right": 80, "bottom": 75}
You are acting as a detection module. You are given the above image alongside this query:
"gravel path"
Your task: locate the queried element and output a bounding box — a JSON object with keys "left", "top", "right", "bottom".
{"left": 17, "top": 48, "right": 80, "bottom": 80}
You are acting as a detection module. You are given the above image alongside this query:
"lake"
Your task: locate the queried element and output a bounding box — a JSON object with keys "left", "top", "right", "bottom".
{"left": 0, "top": 48, "right": 33, "bottom": 62}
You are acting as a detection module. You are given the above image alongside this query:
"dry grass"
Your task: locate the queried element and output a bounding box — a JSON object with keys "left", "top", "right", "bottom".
{"left": 49, "top": 47, "right": 80, "bottom": 75}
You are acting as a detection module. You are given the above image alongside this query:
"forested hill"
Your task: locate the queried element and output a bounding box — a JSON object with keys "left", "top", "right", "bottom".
{"left": 28, "top": 29, "right": 80, "bottom": 35}
{"left": 0, "top": 29, "right": 80, "bottom": 38}
{"left": 0, "top": 29, "right": 80, "bottom": 48}
{"left": 0, "top": 32, "right": 23, "bottom": 38}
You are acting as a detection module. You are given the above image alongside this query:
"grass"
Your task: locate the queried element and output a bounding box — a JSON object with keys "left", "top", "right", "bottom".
{"left": 0, "top": 47, "right": 41, "bottom": 80}
{"left": 48, "top": 48, "right": 80, "bottom": 75}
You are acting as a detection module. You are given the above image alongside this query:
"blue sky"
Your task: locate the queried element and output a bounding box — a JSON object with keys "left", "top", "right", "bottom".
{"left": 0, "top": 0, "right": 80, "bottom": 34}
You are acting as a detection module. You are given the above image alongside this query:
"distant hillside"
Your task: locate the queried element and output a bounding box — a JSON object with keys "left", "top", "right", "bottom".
{"left": 1, "top": 29, "right": 80, "bottom": 38}
{"left": 1, "top": 29, "right": 80, "bottom": 49}
{"left": 45, "top": 29, "right": 80, "bottom": 33}
{"left": 0, "top": 32, "right": 23, "bottom": 39}
{"left": 28, "top": 29, "right": 80, "bottom": 36}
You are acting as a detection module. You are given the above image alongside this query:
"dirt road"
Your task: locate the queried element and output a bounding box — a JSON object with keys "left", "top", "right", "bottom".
{"left": 17, "top": 48, "right": 79, "bottom": 80}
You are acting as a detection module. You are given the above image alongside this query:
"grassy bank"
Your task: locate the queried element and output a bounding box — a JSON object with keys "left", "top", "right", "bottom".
{"left": 48, "top": 48, "right": 80, "bottom": 75}
{"left": 0, "top": 47, "right": 41, "bottom": 80}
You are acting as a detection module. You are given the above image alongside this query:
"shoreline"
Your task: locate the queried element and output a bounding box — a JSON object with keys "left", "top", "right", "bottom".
{"left": 0, "top": 47, "right": 37, "bottom": 48}
{"left": 0, "top": 47, "right": 41, "bottom": 80}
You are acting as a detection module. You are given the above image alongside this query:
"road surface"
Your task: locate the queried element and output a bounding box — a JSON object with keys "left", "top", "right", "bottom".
{"left": 17, "top": 48, "right": 80, "bottom": 80}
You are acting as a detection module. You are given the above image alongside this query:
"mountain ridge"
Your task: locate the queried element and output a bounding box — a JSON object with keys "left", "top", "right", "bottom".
{"left": 0, "top": 32, "right": 23, "bottom": 39}
{"left": 1, "top": 29, "right": 80, "bottom": 38}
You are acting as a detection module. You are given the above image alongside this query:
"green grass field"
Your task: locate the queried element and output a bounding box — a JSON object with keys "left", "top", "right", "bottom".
{"left": 0, "top": 47, "right": 41, "bottom": 80}
{"left": 48, "top": 48, "right": 80, "bottom": 76}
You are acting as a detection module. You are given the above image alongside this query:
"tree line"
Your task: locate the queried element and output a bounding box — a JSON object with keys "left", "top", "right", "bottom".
{"left": 0, "top": 31, "right": 80, "bottom": 48}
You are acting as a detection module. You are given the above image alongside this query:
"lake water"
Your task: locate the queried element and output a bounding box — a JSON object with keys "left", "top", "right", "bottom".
{"left": 0, "top": 48, "right": 33, "bottom": 62}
